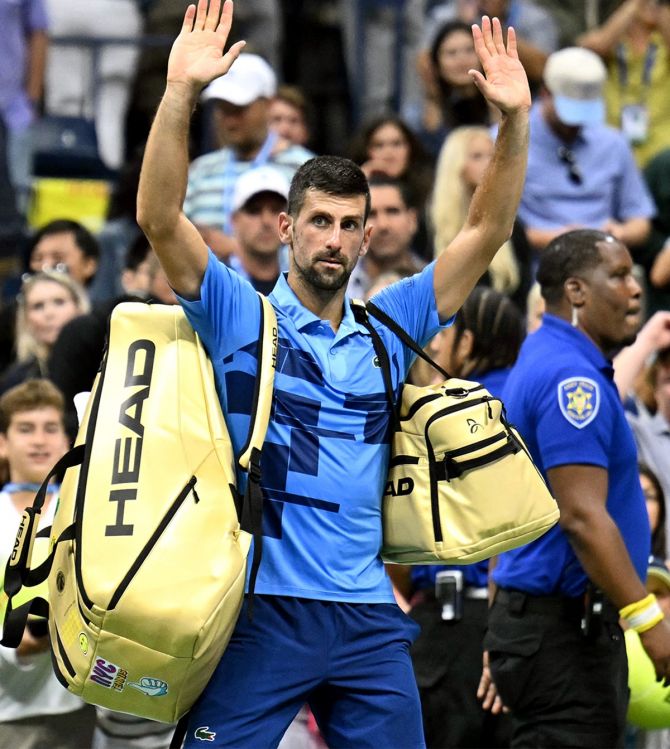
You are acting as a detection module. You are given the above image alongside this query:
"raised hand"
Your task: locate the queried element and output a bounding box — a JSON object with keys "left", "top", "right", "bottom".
{"left": 469, "top": 16, "right": 531, "bottom": 116}
{"left": 166, "top": 0, "right": 246, "bottom": 92}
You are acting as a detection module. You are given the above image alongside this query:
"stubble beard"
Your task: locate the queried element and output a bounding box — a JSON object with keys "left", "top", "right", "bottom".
{"left": 294, "top": 254, "right": 354, "bottom": 292}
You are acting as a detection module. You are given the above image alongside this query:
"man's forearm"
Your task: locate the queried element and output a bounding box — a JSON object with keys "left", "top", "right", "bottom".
{"left": 137, "top": 84, "right": 198, "bottom": 238}
{"left": 26, "top": 31, "right": 48, "bottom": 103}
{"left": 466, "top": 109, "right": 529, "bottom": 248}
{"left": 563, "top": 508, "right": 647, "bottom": 609}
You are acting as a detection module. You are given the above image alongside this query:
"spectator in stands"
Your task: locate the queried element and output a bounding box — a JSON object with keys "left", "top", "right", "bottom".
{"left": 350, "top": 115, "right": 434, "bottom": 257}
{"left": 347, "top": 176, "right": 426, "bottom": 299}
{"left": 416, "top": 20, "right": 492, "bottom": 156}
{"left": 0, "top": 0, "right": 48, "bottom": 214}
{"left": 422, "top": 0, "right": 559, "bottom": 84}
{"left": 639, "top": 147, "right": 670, "bottom": 315}
{"left": 228, "top": 166, "right": 290, "bottom": 294}
{"left": 640, "top": 462, "right": 667, "bottom": 559}
{"left": 578, "top": 0, "right": 670, "bottom": 168}
{"left": 395, "top": 287, "right": 523, "bottom": 749}
{"left": 533, "top": 0, "right": 620, "bottom": 48}
{"left": 268, "top": 85, "right": 312, "bottom": 148}
{"left": 626, "top": 346, "right": 670, "bottom": 540}
{"left": 27, "top": 219, "right": 100, "bottom": 288}
{"left": 0, "top": 379, "right": 96, "bottom": 748}
{"left": 519, "top": 46, "right": 655, "bottom": 253}
{"left": 185, "top": 53, "right": 313, "bottom": 260}
{"left": 44, "top": 0, "right": 143, "bottom": 171}
{"left": 0, "top": 271, "right": 89, "bottom": 395}
{"left": 432, "top": 125, "right": 532, "bottom": 311}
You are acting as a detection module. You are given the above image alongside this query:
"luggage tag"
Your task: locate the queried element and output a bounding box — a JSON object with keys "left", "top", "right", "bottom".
{"left": 621, "top": 104, "right": 649, "bottom": 145}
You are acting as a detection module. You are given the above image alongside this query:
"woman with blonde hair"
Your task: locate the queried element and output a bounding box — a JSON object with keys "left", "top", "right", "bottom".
{"left": 0, "top": 271, "right": 90, "bottom": 395}
{"left": 432, "top": 125, "right": 532, "bottom": 310}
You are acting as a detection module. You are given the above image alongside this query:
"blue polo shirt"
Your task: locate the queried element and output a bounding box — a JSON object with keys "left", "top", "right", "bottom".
{"left": 178, "top": 250, "right": 449, "bottom": 602}
{"left": 493, "top": 315, "right": 650, "bottom": 596}
{"left": 411, "top": 367, "right": 514, "bottom": 592}
{"left": 519, "top": 105, "right": 655, "bottom": 231}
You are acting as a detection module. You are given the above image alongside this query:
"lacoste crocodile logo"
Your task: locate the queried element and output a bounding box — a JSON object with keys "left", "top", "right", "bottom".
{"left": 195, "top": 726, "right": 216, "bottom": 742}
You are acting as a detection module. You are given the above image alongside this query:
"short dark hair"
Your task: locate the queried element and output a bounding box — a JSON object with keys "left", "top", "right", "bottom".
{"left": 29, "top": 219, "right": 100, "bottom": 261}
{"left": 367, "top": 175, "right": 416, "bottom": 210}
{"left": 124, "top": 234, "right": 151, "bottom": 272}
{"left": 536, "top": 229, "right": 609, "bottom": 305}
{"left": 288, "top": 155, "right": 370, "bottom": 221}
{"left": 454, "top": 286, "right": 525, "bottom": 373}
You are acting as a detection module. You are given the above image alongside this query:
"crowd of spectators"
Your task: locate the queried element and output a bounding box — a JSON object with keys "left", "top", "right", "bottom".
{"left": 1, "top": 0, "right": 670, "bottom": 748}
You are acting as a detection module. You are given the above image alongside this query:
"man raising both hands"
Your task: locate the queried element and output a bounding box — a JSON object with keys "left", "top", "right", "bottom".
{"left": 137, "top": 3, "right": 531, "bottom": 747}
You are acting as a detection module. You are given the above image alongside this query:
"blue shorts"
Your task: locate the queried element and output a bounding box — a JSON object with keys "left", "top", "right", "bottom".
{"left": 183, "top": 595, "right": 424, "bottom": 749}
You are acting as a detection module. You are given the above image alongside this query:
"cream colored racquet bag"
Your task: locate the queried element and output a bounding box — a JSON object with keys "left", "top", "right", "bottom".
{"left": 1, "top": 299, "right": 277, "bottom": 723}
{"left": 352, "top": 300, "right": 559, "bottom": 565}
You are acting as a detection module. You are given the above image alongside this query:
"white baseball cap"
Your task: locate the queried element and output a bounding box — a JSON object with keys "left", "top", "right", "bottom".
{"left": 544, "top": 47, "right": 606, "bottom": 126}
{"left": 201, "top": 54, "right": 277, "bottom": 106}
{"left": 232, "top": 166, "right": 290, "bottom": 213}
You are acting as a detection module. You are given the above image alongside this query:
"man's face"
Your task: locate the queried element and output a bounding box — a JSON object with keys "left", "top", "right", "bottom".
{"left": 368, "top": 185, "right": 417, "bottom": 262}
{"left": 654, "top": 358, "right": 670, "bottom": 422}
{"left": 213, "top": 99, "right": 269, "bottom": 152}
{"left": 30, "top": 231, "right": 97, "bottom": 285}
{"left": 0, "top": 407, "right": 68, "bottom": 485}
{"left": 268, "top": 99, "right": 308, "bottom": 146}
{"left": 576, "top": 240, "right": 642, "bottom": 353}
{"left": 280, "top": 189, "right": 371, "bottom": 292}
{"left": 232, "top": 192, "right": 285, "bottom": 257}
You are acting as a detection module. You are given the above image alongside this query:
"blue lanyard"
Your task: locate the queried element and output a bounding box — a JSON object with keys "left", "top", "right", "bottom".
{"left": 616, "top": 41, "right": 658, "bottom": 95}
{"left": 4, "top": 482, "right": 59, "bottom": 494}
{"left": 221, "top": 131, "right": 278, "bottom": 235}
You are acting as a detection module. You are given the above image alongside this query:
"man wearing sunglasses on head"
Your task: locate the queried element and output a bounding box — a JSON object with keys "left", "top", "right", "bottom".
{"left": 519, "top": 46, "right": 655, "bottom": 254}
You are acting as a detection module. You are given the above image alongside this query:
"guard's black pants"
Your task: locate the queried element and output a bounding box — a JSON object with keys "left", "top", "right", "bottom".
{"left": 485, "top": 589, "right": 628, "bottom": 749}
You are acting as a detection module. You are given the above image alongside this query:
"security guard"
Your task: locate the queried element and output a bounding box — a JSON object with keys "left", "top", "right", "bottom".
{"left": 483, "top": 229, "right": 670, "bottom": 748}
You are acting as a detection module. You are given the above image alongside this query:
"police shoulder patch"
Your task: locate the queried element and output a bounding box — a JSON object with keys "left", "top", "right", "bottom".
{"left": 557, "top": 376, "right": 600, "bottom": 429}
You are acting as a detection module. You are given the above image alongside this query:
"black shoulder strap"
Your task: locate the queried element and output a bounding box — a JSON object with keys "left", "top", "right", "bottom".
{"left": 351, "top": 301, "right": 397, "bottom": 419}
{"left": 365, "top": 300, "right": 451, "bottom": 380}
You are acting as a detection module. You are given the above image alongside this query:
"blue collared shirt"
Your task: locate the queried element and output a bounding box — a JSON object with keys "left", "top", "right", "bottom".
{"left": 519, "top": 105, "right": 655, "bottom": 231}
{"left": 178, "top": 251, "right": 449, "bottom": 602}
{"left": 0, "top": 0, "right": 48, "bottom": 131}
{"left": 493, "top": 314, "right": 649, "bottom": 596}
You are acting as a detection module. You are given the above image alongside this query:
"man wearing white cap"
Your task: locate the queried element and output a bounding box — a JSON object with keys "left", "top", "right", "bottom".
{"left": 519, "top": 46, "right": 655, "bottom": 252}
{"left": 228, "top": 165, "right": 289, "bottom": 294}
{"left": 184, "top": 53, "right": 313, "bottom": 259}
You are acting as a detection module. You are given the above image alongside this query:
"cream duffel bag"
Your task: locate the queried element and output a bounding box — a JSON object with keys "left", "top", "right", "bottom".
{"left": 352, "top": 300, "right": 559, "bottom": 565}
{"left": 2, "top": 298, "right": 276, "bottom": 723}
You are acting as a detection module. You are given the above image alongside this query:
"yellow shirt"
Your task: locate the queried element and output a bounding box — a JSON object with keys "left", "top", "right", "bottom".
{"left": 605, "top": 32, "right": 670, "bottom": 167}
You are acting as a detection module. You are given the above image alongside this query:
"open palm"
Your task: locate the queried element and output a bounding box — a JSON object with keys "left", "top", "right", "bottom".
{"left": 167, "top": 0, "right": 245, "bottom": 90}
{"left": 470, "top": 16, "right": 531, "bottom": 115}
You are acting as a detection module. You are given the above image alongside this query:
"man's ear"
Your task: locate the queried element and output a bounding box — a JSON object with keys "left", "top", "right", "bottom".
{"left": 565, "top": 277, "right": 586, "bottom": 308}
{"left": 278, "top": 212, "right": 293, "bottom": 245}
{"left": 457, "top": 328, "right": 474, "bottom": 363}
{"left": 359, "top": 224, "right": 373, "bottom": 257}
{"left": 0, "top": 433, "right": 7, "bottom": 461}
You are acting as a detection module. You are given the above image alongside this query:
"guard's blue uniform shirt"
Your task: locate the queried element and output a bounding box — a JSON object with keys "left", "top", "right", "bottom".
{"left": 178, "top": 250, "right": 450, "bottom": 603}
{"left": 411, "top": 366, "right": 513, "bottom": 592}
{"left": 493, "top": 314, "right": 649, "bottom": 596}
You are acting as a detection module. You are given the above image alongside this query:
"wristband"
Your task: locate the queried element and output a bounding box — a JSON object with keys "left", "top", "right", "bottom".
{"left": 620, "top": 593, "right": 665, "bottom": 633}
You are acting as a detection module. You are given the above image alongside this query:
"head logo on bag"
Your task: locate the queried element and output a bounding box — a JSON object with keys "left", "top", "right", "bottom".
{"left": 106, "top": 340, "right": 156, "bottom": 538}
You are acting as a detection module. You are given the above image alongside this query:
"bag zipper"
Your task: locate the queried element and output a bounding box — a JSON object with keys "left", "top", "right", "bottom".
{"left": 423, "top": 396, "right": 499, "bottom": 544}
{"left": 107, "top": 476, "right": 199, "bottom": 610}
{"left": 401, "top": 384, "right": 486, "bottom": 422}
